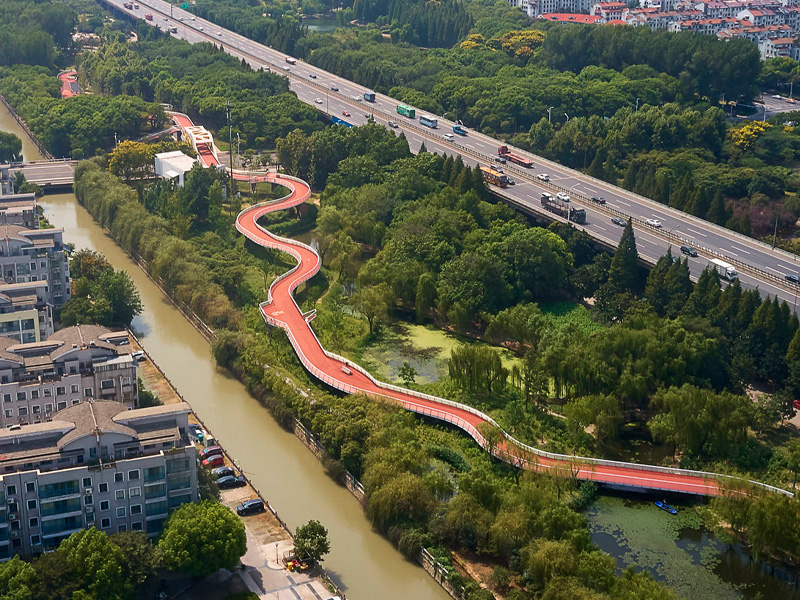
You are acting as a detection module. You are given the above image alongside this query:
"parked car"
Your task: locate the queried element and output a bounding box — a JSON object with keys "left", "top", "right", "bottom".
{"left": 217, "top": 475, "right": 247, "bottom": 489}
{"left": 202, "top": 454, "right": 224, "bottom": 468}
{"left": 786, "top": 273, "right": 800, "bottom": 284}
{"left": 342, "top": 110, "right": 350, "bottom": 117}
{"left": 611, "top": 217, "right": 626, "bottom": 226}
{"left": 590, "top": 196, "right": 606, "bottom": 204}
{"left": 199, "top": 445, "right": 223, "bottom": 459}
{"left": 680, "top": 245, "right": 698, "bottom": 257}
{"left": 188, "top": 424, "right": 203, "bottom": 440}
{"left": 131, "top": 351, "right": 145, "bottom": 362}
{"left": 237, "top": 499, "right": 266, "bottom": 516}
{"left": 212, "top": 466, "right": 235, "bottom": 479}
{"left": 537, "top": 173, "right": 550, "bottom": 182}
{"left": 645, "top": 218, "right": 662, "bottom": 228}
{"left": 387, "top": 121, "right": 398, "bottom": 128}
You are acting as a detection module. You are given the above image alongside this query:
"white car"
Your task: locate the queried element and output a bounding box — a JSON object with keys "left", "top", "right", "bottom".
{"left": 773, "top": 94, "right": 782, "bottom": 99}
{"left": 283, "top": 66, "right": 291, "bottom": 72}
{"left": 352, "top": 95, "right": 362, "bottom": 101}
{"left": 217, "top": 31, "right": 222, "bottom": 36}
{"left": 314, "top": 98, "right": 323, "bottom": 104}
{"left": 537, "top": 173, "right": 550, "bottom": 182}
{"left": 646, "top": 218, "right": 662, "bottom": 228}
{"left": 556, "top": 192, "right": 571, "bottom": 202}
{"left": 443, "top": 133, "right": 454, "bottom": 141}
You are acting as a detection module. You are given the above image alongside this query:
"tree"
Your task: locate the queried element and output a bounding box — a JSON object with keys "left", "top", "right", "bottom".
{"left": 0, "top": 132, "right": 22, "bottom": 164}
{"left": 98, "top": 270, "right": 143, "bottom": 326}
{"left": 207, "top": 180, "right": 224, "bottom": 230}
{"left": 0, "top": 556, "right": 36, "bottom": 600}
{"left": 351, "top": 283, "right": 392, "bottom": 334}
{"left": 137, "top": 378, "right": 162, "bottom": 408}
{"left": 415, "top": 272, "right": 436, "bottom": 323}
{"left": 108, "top": 141, "right": 154, "bottom": 183}
{"left": 158, "top": 500, "right": 247, "bottom": 577}
{"left": 607, "top": 218, "right": 639, "bottom": 293}
{"left": 398, "top": 361, "right": 417, "bottom": 387}
{"left": 110, "top": 531, "right": 159, "bottom": 589}
{"left": 293, "top": 520, "right": 331, "bottom": 562}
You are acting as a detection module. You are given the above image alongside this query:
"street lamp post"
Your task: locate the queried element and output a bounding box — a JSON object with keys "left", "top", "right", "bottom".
{"left": 564, "top": 112, "right": 570, "bottom": 122}
{"left": 547, "top": 106, "right": 553, "bottom": 124}
{"left": 635, "top": 97, "right": 640, "bottom": 112}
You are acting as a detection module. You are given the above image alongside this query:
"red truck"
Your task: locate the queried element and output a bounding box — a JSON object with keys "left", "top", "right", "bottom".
{"left": 145, "top": 13, "right": 153, "bottom": 21}
{"left": 498, "top": 145, "right": 533, "bottom": 168}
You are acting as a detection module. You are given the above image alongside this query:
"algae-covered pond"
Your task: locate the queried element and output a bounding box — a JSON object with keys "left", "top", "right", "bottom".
{"left": 588, "top": 495, "right": 800, "bottom": 600}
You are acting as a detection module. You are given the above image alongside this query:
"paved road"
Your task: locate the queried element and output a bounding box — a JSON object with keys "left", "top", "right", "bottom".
{"left": 104, "top": 0, "right": 800, "bottom": 309}
{"left": 5, "top": 161, "right": 76, "bottom": 188}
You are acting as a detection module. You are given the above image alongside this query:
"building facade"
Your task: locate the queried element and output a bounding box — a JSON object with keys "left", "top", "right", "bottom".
{"left": 0, "top": 226, "right": 70, "bottom": 308}
{"left": 0, "top": 281, "right": 53, "bottom": 344}
{"left": 0, "top": 325, "right": 138, "bottom": 428}
{"left": 0, "top": 401, "right": 197, "bottom": 558}
{"left": 0, "top": 195, "right": 36, "bottom": 229}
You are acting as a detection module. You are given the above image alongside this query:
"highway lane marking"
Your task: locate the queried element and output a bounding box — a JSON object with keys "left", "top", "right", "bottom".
{"left": 594, "top": 225, "right": 607, "bottom": 231}
{"left": 767, "top": 266, "right": 783, "bottom": 274}
{"left": 640, "top": 238, "right": 660, "bottom": 246}
{"left": 685, "top": 227, "right": 707, "bottom": 238}
{"left": 727, "top": 249, "right": 738, "bottom": 256}
{"left": 779, "top": 263, "right": 798, "bottom": 271}
{"left": 614, "top": 199, "right": 631, "bottom": 207}
{"left": 730, "top": 245, "right": 751, "bottom": 255}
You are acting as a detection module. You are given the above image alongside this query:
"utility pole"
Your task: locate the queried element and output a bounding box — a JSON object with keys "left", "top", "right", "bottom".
{"left": 227, "top": 100, "right": 234, "bottom": 193}
{"left": 236, "top": 132, "right": 241, "bottom": 169}
{"left": 772, "top": 213, "right": 779, "bottom": 249}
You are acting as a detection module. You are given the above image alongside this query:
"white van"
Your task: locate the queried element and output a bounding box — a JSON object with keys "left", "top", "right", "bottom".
{"left": 443, "top": 133, "right": 454, "bottom": 141}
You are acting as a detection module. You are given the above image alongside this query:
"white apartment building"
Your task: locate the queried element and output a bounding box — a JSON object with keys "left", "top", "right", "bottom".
{"left": 0, "top": 400, "right": 197, "bottom": 558}
{"left": 0, "top": 195, "right": 36, "bottom": 229}
{"left": 0, "top": 225, "right": 70, "bottom": 308}
{"left": 0, "top": 281, "right": 53, "bottom": 343}
{"left": 0, "top": 325, "right": 138, "bottom": 428}
{"left": 507, "top": 0, "right": 593, "bottom": 17}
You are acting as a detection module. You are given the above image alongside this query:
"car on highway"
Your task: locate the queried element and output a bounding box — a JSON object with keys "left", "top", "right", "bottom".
{"left": 202, "top": 454, "right": 224, "bottom": 468}
{"left": 212, "top": 466, "right": 235, "bottom": 479}
{"left": 443, "top": 133, "right": 454, "bottom": 141}
{"left": 680, "top": 245, "right": 698, "bottom": 257}
{"left": 237, "top": 499, "right": 266, "bottom": 516}
{"left": 342, "top": 110, "right": 350, "bottom": 117}
{"left": 507, "top": 176, "right": 515, "bottom": 185}
{"left": 330, "top": 85, "right": 339, "bottom": 91}
{"left": 494, "top": 156, "right": 507, "bottom": 164}
{"left": 309, "top": 73, "right": 316, "bottom": 78}
{"left": 556, "top": 192, "right": 571, "bottom": 202}
{"left": 199, "top": 445, "right": 223, "bottom": 459}
{"left": 352, "top": 95, "right": 362, "bottom": 101}
{"left": 611, "top": 217, "right": 626, "bottom": 226}
{"left": 217, "top": 475, "right": 247, "bottom": 489}
{"left": 590, "top": 196, "right": 606, "bottom": 204}
{"left": 314, "top": 98, "right": 323, "bottom": 104}
{"left": 199, "top": 26, "right": 203, "bottom": 31}
{"left": 163, "top": 16, "right": 168, "bottom": 21}
{"left": 786, "top": 273, "right": 800, "bottom": 284}
{"left": 773, "top": 94, "right": 782, "bottom": 99}
{"left": 645, "top": 218, "right": 662, "bottom": 228}
{"left": 216, "top": 31, "right": 222, "bottom": 36}
{"left": 537, "top": 173, "right": 550, "bottom": 182}
{"left": 387, "top": 121, "right": 398, "bottom": 128}
{"left": 283, "top": 66, "right": 290, "bottom": 71}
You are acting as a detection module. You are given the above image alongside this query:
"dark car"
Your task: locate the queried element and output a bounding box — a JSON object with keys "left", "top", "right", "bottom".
{"left": 212, "top": 466, "right": 234, "bottom": 479}
{"left": 786, "top": 273, "right": 800, "bottom": 284}
{"left": 494, "top": 156, "right": 507, "bottom": 164}
{"left": 309, "top": 73, "right": 316, "bottom": 78}
{"left": 680, "top": 245, "right": 698, "bottom": 257}
{"left": 217, "top": 475, "right": 247, "bottom": 489}
{"left": 199, "top": 445, "right": 223, "bottom": 459}
{"left": 330, "top": 85, "right": 339, "bottom": 91}
{"left": 611, "top": 217, "right": 626, "bottom": 226}
{"left": 507, "top": 176, "right": 515, "bottom": 185}
{"left": 590, "top": 196, "right": 606, "bottom": 204}
{"left": 387, "top": 121, "right": 398, "bottom": 128}
{"left": 237, "top": 499, "right": 266, "bottom": 516}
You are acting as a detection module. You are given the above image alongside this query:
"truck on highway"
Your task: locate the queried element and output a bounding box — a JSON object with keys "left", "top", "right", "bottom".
{"left": 285, "top": 57, "right": 297, "bottom": 65}
{"left": 363, "top": 91, "right": 376, "bottom": 102}
{"left": 541, "top": 192, "right": 586, "bottom": 223}
{"left": 397, "top": 104, "right": 415, "bottom": 118}
{"left": 709, "top": 258, "right": 738, "bottom": 281}
{"left": 145, "top": 13, "right": 153, "bottom": 21}
{"left": 453, "top": 125, "right": 467, "bottom": 136}
{"left": 498, "top": 145, "right": 533, "bottom": 168}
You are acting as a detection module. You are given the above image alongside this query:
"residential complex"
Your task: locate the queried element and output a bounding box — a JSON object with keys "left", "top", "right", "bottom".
{"left": 0, "top": 400, "right": 197, "bottom": 558}
{"left": 0, "top": 194, "right": 37, "bottom": 229}
{"left": 0, "top": 225, "right": 70, "bottom": 308}
{"left": 518, "top": 0, "right": 800, "bottom": 59}
{"left": 0, "top": 280, "right": 53, "bottom": 343}
{"left": 0, "top": 325, "right": 138, "bottom": 428}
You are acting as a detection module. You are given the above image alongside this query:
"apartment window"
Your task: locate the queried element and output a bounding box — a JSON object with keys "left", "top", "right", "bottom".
{"left": 114, "top": 473, "right": 123, "bottom": 484}
{"left": 25, "top": 482, "right": 35, "bottom": 494}
{"left": 130, "top": 504, "right": 142, "bottom": 515}
{"left": 40, "top": 261, "right": 45, "bottom": 269}
{"left": 100, "top": 500, "right": 109, "bottom": 512}
{"left": 132, "top": 522, "right": 142, "bottom": 531}
{"left": 83, "top": 388, "right": 93, "bottom": 398}
{"left": 82, "top": 477, "right": 91, "bottom": 488}
{"left": 101, "top": 518, "right": 110, "bottom": 529}
{"left": 98, "top": 483, "right": 108, "bottom": 494}
{"left": 16, "top": 392, "right": 25, "bottom": 402}
{"left": 100, "top": 380, "right": 114, "bottom": 390}
{"left": 122, "top": 377, "right": 131, "bottom": 385}
{"left": 2, "top": 395, "right": 9, "bottom": 404}
{"left": 117, "top": 524, "right": 127, "bottom": 533}
{"left": 18, "top": 407, "right": 27, "bottom": 417}
{"left": 56, "top": 387, "right": 65, "bottom": 396}
{"left": 128, "top": 470, "right": 139, "bottom": 481}
{"left": 71, "top": 399, "right": 80, "bottom": 406}
{"left": 115, "top": 490, "right": 125, "bottom": 501}
{"left": 28, "top": 517, "right": 37, "bottom": 528}
{"left": 29, "top": 263, "right": 35, "bottom": 271}
{"left": 57, "top": 401, "right": 66, "bottom": 410}
{"left": 30, "top": 390, "right": 38, "bottom": 400}
{"left": 32, "top": 406, "right": 40, "bottom": 415}
{"left": 8, "top": 502, "right": 17, "bottom": 514}
{"left": 84, "top": 495, "right": 93, "bottom": 506}
{"left": 45, "top": 403, "right": 52, "bottom": 412}
{"left": 6, "top": 485, "right": 15, "bottom": 497}
{"left": 4, "top": 410, "right": 11, "bottom": 419}
{"left": 27, "top": 500, "right": 36, "bottom": 510}
{"left": 116, "top": 507, "right": 126, "bottom": 518}
{"left": 43, "top": 389, "right": 51, "bottom": 397}
{"left": 70, "top": 384, "right": 78, "bottom": 394}
{"left": 30, "top": 534, "right": 40, "bottom": 546}
{"left": 129, "top": 487, "right": 141, "bottom": 498}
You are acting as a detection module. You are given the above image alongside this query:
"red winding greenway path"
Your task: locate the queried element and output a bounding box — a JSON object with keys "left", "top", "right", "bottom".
{"left": 168, "top": 113, "right": 790, "bottom": 498}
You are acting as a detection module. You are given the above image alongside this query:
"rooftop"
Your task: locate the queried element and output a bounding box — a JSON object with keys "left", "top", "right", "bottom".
{"left": 541, "top": 12, "right": 605, "bottom": 22}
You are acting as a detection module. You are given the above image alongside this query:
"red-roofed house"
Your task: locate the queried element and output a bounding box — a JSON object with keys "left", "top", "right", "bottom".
{"left": 591, "top": 1, "right": 628, "bottom": 19}
{"left": 737, "top": 7, "right": 783, "bottom": 25}
{"left": 759, "top": 36, "right": 800, "bottom": 59}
